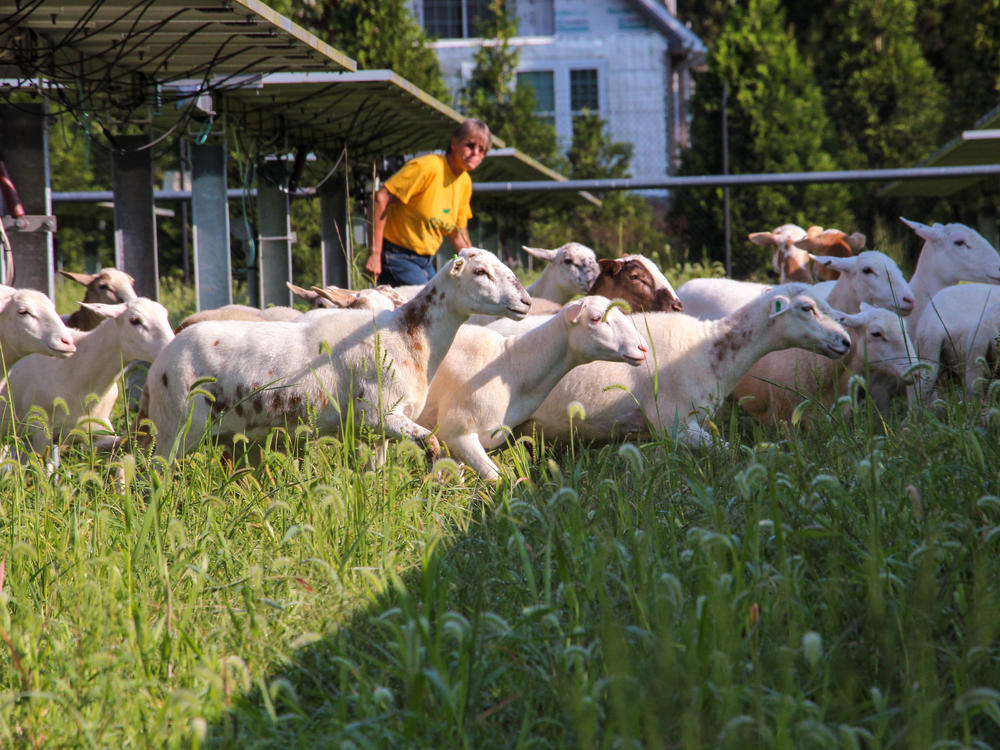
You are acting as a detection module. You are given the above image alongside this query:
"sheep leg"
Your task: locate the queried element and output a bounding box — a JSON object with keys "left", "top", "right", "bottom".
{"left": 442, "top": 432, "right": 502, "bottom": 481}
{"left": 382, "top": 412, "right": 441, "bottom": 463}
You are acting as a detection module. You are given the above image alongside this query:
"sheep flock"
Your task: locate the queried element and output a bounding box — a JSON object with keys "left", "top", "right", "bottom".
{"left": 4, "top": 218, "right": 1000, "bottom": 482}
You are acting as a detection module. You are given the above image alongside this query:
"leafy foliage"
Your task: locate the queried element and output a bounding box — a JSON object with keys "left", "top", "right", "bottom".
{"left": 671, "top": 0, "right": 854, "bottom": 276}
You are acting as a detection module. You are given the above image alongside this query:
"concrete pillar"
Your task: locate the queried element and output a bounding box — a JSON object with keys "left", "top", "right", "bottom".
{"left": 111, "top": 135, "right": 159, "bottom": 299}
{"left": 257, "top": 161, "right": 292, "bottom": 307}
{"left": 319, "top": 176, "right": 351, "bottom": 289}
{"left": 191, "top": 143, "right": 232, "bottom": 310}
{"left": 0, "top": 103, "right": 55, "bottom": 297}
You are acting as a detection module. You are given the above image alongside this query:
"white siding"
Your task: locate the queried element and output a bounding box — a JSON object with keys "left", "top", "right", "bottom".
{"left": 412, "top": 0, "right": 690, "bottom": 183}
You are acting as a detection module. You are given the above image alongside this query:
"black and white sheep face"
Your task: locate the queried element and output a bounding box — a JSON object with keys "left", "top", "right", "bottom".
{"left": 768, "top": 285, "right": 851, "bottom": 358}
{"left": 448, "top": 248, "right": 531, "bottom": 320}
{"left": 902, "top": 218, "right": 1000, "bottom": 285}
{"left": 0, "top": 290, "right": 76, "bottom": 359}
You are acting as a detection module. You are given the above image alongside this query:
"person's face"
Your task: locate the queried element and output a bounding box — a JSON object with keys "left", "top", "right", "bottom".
{"left": 450, "top": 135, "right": 488, "bottom": 173}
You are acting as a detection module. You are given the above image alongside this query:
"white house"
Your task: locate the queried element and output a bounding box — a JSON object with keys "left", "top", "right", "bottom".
{"left": 407, "top": 0, "right": 707, "bottom": 183}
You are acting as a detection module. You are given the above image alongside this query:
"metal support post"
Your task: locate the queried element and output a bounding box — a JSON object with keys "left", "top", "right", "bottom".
{"left": 191, "top": 143, "right": 232, "bottom": 310}
{"left": 111, "top": 135, "right": 159, "bottom": 299}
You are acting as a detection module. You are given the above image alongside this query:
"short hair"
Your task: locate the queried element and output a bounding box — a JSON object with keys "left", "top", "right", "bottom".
{"left": 447, "top": 118, "right": 491, "bottom": 154}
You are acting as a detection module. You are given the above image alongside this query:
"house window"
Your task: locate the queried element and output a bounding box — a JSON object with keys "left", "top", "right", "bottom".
{"left": 423, "top": 0, "right": 495, "bottom": 39}
{"left": 570, "top": 69, "right": 599, "bottom": 115}
{"left": 517, "top": 70, "right": 555, "bottom": 126}
{"left": 515, "top": 0, "right": 554, "bottom": 35}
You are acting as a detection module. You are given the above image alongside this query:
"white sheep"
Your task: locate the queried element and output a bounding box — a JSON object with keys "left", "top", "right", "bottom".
{"left": 901, "top": 217, "right": 1000, "bottom": 327}
{"left": 59, "top": 267, "right": 138, "bottom": 331}
{"left": 676, "top": 277, "right": 772, "bottom": 321}
{"left": 417, "top": 296, "right": 649, "bottom": 480}
{"left": 963, "top": 299, "right": 1000, "bottom": 397}
{"left": 911, "top": 283, "right": 1000, "bottom": 400}
{"left": 0, "top": 288, "right": 77, "bottom": 368}
{"left": 175, "top": 304, "right": 302, "bottom": 331}
{"left": 522, "top": 283, "right": 851, "bottom": 446}
{"left": 731, "top": 303, "right": 916, "bottom": 423}
{"left": 677, "top": 250, "right": 914, "bottom": 322}
{"left": 0, "top": 297, "right": 174, "bottom": 452}
{"left": 522, "top": 242, "right": 600, "bottom": 303}
{"left": 808, "top": 251, "right": 915, "bottom": 315}
{"left": 142, "top": 248, "right": 531, "bottom": 461}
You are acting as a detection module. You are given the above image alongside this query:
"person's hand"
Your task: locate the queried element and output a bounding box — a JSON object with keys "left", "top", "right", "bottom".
{"left": 364, "top": 252, "right": 382, "bottom": 282}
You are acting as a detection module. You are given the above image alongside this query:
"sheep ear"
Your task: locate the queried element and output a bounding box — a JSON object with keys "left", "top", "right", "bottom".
{"left": 563, "top": 299, "right": 585, "bottom": 323}
{"left": 846, "top": 232, "right": 866, "bottom": 250}
{"left": 59, "top": 270, "right": 96, "bottom": 286}
{"left": 286, "top": 281, "right": 316, "bottom": 300}
{"left": 522, "top": 245, "right": 557, "bottom": 262}
{"left": 598, "top": 258, "right": 625, "bottom": 275}
{"left": 80, "top": 302, "right": 127, "bottom": 319}
{"left": 0, "top": 295, "right": 12, "bottom": 313}
{"left": 748, "top": 232, "right": 777, "bottom": 247}
{"left": 450, "top": 257, "right": 466, "bottom": 276}
{"left": 311, "top": 285, "right": 357, "bottom": 308}
{"left": 838, "top": 310, "right": 864, "bottom": 329}
{"left": 900, "top": 216, "right": 938, "bottom": 240}
{"left": 808, "top": 253, "right": 852, "bottom": 271}
{"left": 769, "top": 295, "right": 792, "bottom": 319}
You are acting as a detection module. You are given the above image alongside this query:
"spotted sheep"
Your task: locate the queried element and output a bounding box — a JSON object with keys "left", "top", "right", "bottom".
{"left": 140, "top": 248, "right": 532, "bottom": 462}
{"left": 520, "top": 284, "right": 851, "bottom": 447}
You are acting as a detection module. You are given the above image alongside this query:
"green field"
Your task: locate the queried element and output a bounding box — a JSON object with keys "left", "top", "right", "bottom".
{"left": 0, "top": 337, "right": 998, "bottom": 748}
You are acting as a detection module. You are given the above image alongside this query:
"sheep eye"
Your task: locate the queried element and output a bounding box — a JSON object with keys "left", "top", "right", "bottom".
{"left": 955, "top": 239, "right": 968, "bottom": 247}
{"left": 590, "top": 314, "right": 602, "bottom": 324}
{"left": 129, "top": 316, "right": 142, "bottom": 326}
{"left": 861, "top": 267, "right": 874, "bottom": 275}
{"left": 564, "top": 258, "right": 573, "bottom": 264}
{"left": 473, "top": 268, "right": 489, "bottom": 277}
{"left": 871, "top": 330, "right": 883, "bottom": 339}
{"left": 17, "top": 308, "right": 31, "bottom": 317}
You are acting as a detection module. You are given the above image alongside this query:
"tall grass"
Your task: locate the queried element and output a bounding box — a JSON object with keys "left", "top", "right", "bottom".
{"left": 0, "top": 375, "right": 997, "bottom": 747}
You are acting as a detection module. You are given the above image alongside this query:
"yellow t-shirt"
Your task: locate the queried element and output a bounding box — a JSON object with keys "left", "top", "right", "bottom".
{"left": 383, "top": 153, "right": 473, "bottom": 256}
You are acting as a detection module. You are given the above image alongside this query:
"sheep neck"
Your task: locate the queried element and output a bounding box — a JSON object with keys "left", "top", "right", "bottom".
{"left": 498, "top": 313, "right": 576, "bottom": 408}
{"left": 707, "top": 300, "right": 791, "bottom": 397}
{"left": 908, "top": 240, "right": 948, "bottom": 323}
{"left": 396, "top": 284, "right": 469, "bottom": 384}
{"left": 63, "top": 318, "right": 128, "bottom": 398}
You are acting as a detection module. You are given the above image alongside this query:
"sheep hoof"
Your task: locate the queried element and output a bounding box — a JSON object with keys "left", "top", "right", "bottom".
{"left": 422, "top": 434, "right": 441, "bottom": 463}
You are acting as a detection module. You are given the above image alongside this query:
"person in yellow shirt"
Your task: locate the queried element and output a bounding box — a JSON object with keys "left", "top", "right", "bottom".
{"left": 364, "top": 118, "right": 491, "bottom": 286}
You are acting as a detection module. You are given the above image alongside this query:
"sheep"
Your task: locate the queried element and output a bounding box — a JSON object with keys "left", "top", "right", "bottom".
{"left": 901, "top": 217, "right": 1000, "bottom": 327}
{"left": 480, "top": 253, "right": 684, "bottom": 336}
{"left": 521, "top": 283, "right": 851, "bottom": 446}
{"left": 808, "top": 251, "right": 915, "bottom": 315}
{"left": 0, "top": 297, "right": 174, "bottom": 453}
{"left": 59, "top": 267, "right": 138, "bottom": 330}
{"left": 963, "top": 299, "right": 1000, "bottom": 397}
{"left": 749, "top": 224, "right": 808, "bottom": 281}
{"left": 677, "top": 250, "right": 913, "bottom": 322}
{"left": 0, "top": 288, "right": 77, "bottom": 368}
{"left": 175, "top": 304, "right": 302, "bottom": 332}
{"left": 731, "top": 303, "right": 916, "bottom": 423}
{"left": 522, "top": 242, "right": 600, "bottom": 303}
{"left": 141, "top": 248, "right": 532, "bottom": 461}
{"left": 910, "top": 283, "right": 1000, "bottom": 400}
{"left": 677, "top": 277, "right": 772, "bottom": 321}
{"left": 793, "top": 226, "right": 865, "bottom": 281}
{"left": 416, "top": 296, "right": 649, "bottom": 480}
{"left": 287, "top": 282, "right": 408, "bottom": 311}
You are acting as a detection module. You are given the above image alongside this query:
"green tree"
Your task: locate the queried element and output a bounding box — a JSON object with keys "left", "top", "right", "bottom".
{"left": 532, "top": 114, "right": 672, "bottom": 261}
{"left": 458, "top": 0, "right": 562, "bottom": 167}
{"left": 268, "top": 0, "right": 448, "bottom": 100}
{"left": 671, "top": 0, "right": 852, "bottom": 277}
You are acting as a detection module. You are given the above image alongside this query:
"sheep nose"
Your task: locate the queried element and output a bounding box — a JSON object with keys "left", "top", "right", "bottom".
{"left": 839, "top": 335, "right": 851, "bottom": 350}
{"left": 520, "top": 293, "right": 531, "bottom": 308}
{"left": 671, "top": 298, "right": 684, "bottom": 312}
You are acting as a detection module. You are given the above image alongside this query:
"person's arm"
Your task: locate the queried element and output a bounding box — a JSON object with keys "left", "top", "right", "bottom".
{"left": 446, "top": 225, "right": 472, "bottom": 253}
{"left": 365, "top": 186, "right": 396, "bottom": 281}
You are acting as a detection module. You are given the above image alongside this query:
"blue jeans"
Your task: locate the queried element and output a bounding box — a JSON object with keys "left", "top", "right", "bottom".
{"left": 380, "top": 241, "right": 437, "bottom": 286}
